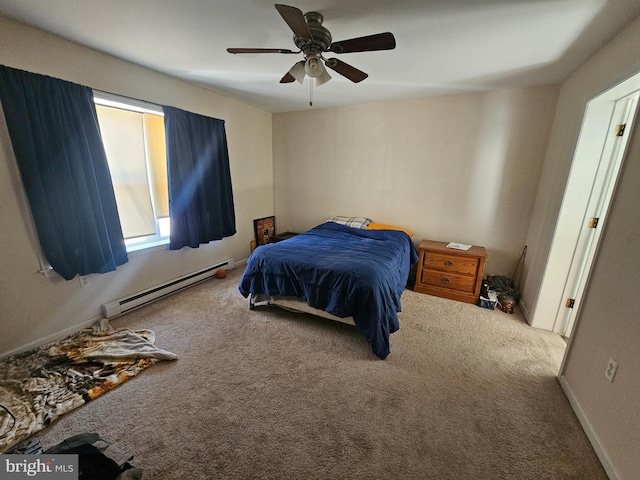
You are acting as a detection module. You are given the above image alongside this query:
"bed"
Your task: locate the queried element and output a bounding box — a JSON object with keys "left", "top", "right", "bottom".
{"left": 238, "top": 220, "right": 418, "bottom": 359}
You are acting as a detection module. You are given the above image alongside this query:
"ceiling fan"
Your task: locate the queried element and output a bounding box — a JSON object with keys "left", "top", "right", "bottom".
{"left": 227, "top": 4, "right": 396, "bottom": 87}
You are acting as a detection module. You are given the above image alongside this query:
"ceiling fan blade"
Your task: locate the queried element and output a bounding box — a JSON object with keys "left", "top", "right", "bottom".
{"left": 330, "top": 32, "right": 396, "bottom": 53}
{"left": 325, "top": 59, "right": 368, "bottom": 83}
{"left": 280, "top": 72, "right": 296, "bottom": 83}
{"left": 275, "top": 4, "right": 313, "bottom": 41}
{"left": 227, "top": 48, "right": 297, "bottom": 54}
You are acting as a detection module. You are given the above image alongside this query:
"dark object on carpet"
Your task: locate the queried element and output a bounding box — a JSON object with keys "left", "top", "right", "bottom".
{"left": 45, "top": 432, "right": 143, "bottom": 480}
{"left": 5, "top": 435, "right": 43, "bottom": 454}
{"left": 486, "top": 245, "right": 526, "bottom": 311}
{"left": 478, "top": 278, "right": 498, "bottom": 310}
{"left": 486, "top": 274, "right": 521, "bottom": 300}
{"left": 485, "top": 275, "right": 520, "bottom": 314}
{"left": 0, "top": 328, "right": 176, "bottom": 453}
{"left": 497, "top": 293, "right": 516, "bottom": 313}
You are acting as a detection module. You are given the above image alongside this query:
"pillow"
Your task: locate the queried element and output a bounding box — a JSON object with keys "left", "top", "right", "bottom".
{"left": 327, "top": 216, "right": 372, "bottom": 229}
{"left": 366, "top": 223, "right": 413, "bottom": 237}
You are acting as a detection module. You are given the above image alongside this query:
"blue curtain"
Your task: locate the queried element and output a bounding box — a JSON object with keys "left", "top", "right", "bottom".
{"left": 0, "top": 65, "right": 127, "bottom": 280}
{"left": 163, "top": 106, "right": 236, "bottom": 250}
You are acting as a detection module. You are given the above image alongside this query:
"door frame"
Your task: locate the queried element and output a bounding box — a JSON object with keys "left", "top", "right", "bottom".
{"left": 528, "top": 70, "right": 640, "bottom": 335}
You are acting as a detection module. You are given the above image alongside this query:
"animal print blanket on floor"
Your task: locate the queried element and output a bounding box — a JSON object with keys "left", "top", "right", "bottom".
{"left": 0, "top": 328, "right": 177, "bottom": 453}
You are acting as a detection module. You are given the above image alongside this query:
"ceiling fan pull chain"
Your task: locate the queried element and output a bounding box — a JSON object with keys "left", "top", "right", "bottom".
{"left": 309, "top": 79, "right": 314, "bottom": 107}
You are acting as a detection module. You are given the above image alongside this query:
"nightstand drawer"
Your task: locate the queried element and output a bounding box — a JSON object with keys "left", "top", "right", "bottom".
{"left": 421, "top": 252, "right": 479, "bottom": 276}
{"left": 420, "top": 269, "right": 476, "bottom": 293}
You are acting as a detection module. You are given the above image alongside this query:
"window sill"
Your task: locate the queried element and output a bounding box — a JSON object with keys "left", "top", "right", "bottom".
{"left": 37, "top": 239, "right": 170, "bottom": 277}
{"left": 38, "top": 238, "right": 169, "bottom": 278}
{"left": 126, "top": 239, "right": 169, "bottom": 257}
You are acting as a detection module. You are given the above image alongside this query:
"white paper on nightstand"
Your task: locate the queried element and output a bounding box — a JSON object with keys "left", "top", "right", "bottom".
{"left": 446, "top": 242, "right": 472, "bottom": 251}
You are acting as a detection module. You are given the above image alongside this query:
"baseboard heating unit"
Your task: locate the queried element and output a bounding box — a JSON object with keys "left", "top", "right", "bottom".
{"left": 101, "top": 259, "right": 234, "bottom": 319}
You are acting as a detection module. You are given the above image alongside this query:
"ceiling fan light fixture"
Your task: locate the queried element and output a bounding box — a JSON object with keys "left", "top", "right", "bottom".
{"left": 304, "top": 57, "right": 324, "bottom": 78}
{"left": 288, "top": 61, "right": 306, "bottom": 84}
{"left": 315, "top": 67, "right": 332, "bottom": 86}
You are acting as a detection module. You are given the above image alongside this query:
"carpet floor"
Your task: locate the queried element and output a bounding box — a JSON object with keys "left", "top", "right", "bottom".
{"left": 36, "top": 267, "right": 607, "bottom": 479}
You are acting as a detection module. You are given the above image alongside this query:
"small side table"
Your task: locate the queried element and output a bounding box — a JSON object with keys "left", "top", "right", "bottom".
{"left": 414, "top": 239, "right": 487, "bottom": 304}
{"left": 270, "top": 232, "right": 299, "bottom": 243}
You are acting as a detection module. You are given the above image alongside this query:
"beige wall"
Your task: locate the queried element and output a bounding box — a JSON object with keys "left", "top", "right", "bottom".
{"left": 0, "top": 16, "right": 273, "bottom": 357}
{"left": 273, "top": 87, "right": 559, "bottom": 276}
{"left": 562, "top": 116, "right": 640, "bottom": 480}
{"left": 524, "top": 15, "right": 640, "bottom": 480}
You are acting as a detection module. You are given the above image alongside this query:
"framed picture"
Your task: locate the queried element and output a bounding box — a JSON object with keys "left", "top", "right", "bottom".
{"left": 254, "top": 216, "right": 275, "bottom": 246}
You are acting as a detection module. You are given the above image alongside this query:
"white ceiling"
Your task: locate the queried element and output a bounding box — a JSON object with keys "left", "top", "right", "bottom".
{"left": 1, "top": 0, "right": 639, "bottom": 113}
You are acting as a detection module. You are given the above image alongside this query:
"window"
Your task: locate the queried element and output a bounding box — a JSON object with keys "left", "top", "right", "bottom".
{"left": 94, "top": 93, "right": 170, "bottom": 251}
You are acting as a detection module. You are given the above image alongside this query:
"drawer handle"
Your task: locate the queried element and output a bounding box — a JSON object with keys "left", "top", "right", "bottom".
{"left": 444, "top": 260, "right": 454, "bottom": 267}
{"left": 442, "top": 277, "right": 451, "bottom": 284}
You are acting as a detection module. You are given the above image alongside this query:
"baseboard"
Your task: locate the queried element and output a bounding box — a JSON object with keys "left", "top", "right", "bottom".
{"left": 559, "top": 375, "right": 619, "bottom": 480}
{"left": 0, "top": 315, "right": 101, "bottom": 361}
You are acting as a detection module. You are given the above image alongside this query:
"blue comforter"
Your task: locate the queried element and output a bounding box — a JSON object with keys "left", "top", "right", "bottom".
{"left": 238, "top": 222, "right": 418, "bottom": 359}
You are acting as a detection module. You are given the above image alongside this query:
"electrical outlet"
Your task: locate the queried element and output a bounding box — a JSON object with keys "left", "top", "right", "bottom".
{"left": 79, "top": 275, "right": 90, "bottom": 288}
{"left": 605, "top": 358, "right": 618, "bottom": 383}
{"left": 287, "top": 227, "right": 292, "bottom": 232}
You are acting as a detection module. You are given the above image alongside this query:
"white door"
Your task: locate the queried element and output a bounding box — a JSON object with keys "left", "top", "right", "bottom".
{"left": 529, "top": 70, "right": 640, "bottom": 335}
{"left": 556, "top": 92, "right": 639, "bottom": 337}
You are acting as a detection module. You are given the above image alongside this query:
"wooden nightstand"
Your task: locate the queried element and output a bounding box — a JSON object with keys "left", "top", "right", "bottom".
{"left": 414, "top": 240, "right": 487, "bottom": 304}
{"left": 270, "top": 232, "right": 299, "bottom": 242}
